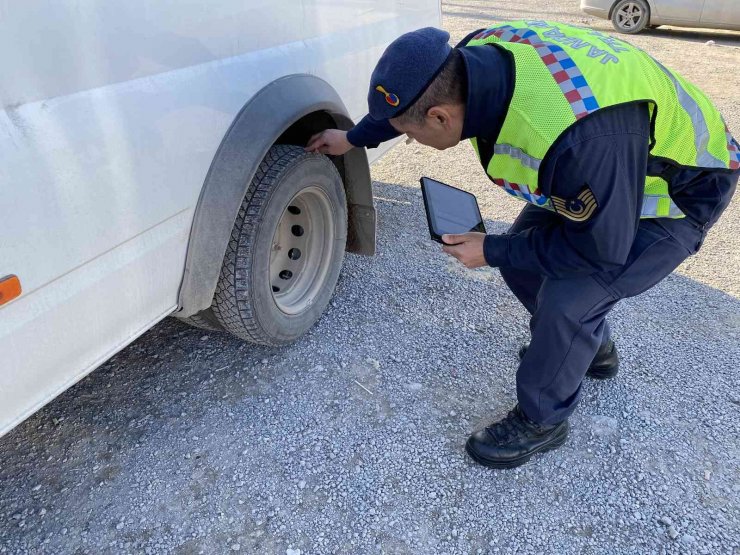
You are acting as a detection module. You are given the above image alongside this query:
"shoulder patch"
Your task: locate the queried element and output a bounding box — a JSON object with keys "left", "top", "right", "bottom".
{"left": 551, "top": 186, "right": 598, "bottom": 222}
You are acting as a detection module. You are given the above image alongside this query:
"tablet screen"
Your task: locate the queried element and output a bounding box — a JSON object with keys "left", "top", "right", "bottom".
{"left": 421, "top": 177, "right": 485, "bottom": 239}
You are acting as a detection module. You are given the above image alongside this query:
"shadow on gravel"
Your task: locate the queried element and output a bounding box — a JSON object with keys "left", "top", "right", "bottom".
{"left": 1, "top": 181, "right": 739, "bottom": 554}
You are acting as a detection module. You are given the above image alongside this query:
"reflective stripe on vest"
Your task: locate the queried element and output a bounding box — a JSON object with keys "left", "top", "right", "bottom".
{"left": 652, "top": 58, "right": 726, "bottom": 169}
{"left": 493, "top": 143, "right": 541, "bottom": 171}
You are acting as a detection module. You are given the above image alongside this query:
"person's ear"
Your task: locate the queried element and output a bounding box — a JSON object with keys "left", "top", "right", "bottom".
{"left": 426, "top": 105, "right": 451, "bottom": 127}
{"left": 427, "top": 106, "right": 449, "bottom": 126}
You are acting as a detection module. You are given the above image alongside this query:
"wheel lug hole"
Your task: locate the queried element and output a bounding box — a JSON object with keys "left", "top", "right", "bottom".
{"left": 288, "top": 248, "right": 302, "bottom": 261}
{"left": 291, "top": 225, "right": 304, "bottom": 237}
{"left": 279, "top": 270, "right": 293, "bottom": 280}
{"left": 288, "top": 205, "right": 301, "bottom": 215}
{"left": 272, "top": 286, "right": 280, "bottom": 293}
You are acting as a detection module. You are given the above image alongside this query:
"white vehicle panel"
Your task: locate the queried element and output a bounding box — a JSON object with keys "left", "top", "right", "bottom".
{"left": 0, "top": 0, "right": 440, "bottom": 436}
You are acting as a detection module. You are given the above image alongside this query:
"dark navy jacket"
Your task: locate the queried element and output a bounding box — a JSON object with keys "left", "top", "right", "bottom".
{"left": 347, "top": 36, "right": 738, "bottom": 278}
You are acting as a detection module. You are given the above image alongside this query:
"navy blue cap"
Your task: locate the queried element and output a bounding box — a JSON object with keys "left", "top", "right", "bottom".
{"left": 368, "top": 27, "right": 452, "bottom": 120}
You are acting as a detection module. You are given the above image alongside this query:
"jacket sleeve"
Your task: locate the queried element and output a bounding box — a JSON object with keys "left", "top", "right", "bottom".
{"left": 483, "top": 125, "right": 650, "bottom": 278}
{"left": 346, "top": 115, "right": 401, "bottom": 148}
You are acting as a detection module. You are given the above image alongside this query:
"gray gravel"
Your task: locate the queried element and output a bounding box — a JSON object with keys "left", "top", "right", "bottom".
{"left": 2, "top": 2, "right": 739, "bottom": 554}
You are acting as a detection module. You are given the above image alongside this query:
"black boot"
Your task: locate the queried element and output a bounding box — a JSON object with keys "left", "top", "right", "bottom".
{"left": 465, "top": 405, "right": 569, "bottom": 469}
{"left": 518, "top": 339, "right": 620, "bottom": 379}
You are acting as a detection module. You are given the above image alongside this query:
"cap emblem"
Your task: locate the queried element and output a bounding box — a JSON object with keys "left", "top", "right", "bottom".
{"left": 375, "top": 85, "right": 400, "bottom": 107}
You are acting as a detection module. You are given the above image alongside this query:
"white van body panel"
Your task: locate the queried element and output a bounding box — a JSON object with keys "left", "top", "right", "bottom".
{"left": 0, "top": 0, "right": 441, "bottom": 436}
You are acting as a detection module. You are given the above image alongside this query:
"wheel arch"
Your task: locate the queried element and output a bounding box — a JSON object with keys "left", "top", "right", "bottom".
{"left": 175, "top": 74, "right": 375, "bottom": 319}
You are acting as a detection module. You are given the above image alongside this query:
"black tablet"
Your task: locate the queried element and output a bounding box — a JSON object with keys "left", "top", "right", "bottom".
{"left": 420, "top": 177, "right": 486, "bottom": 244}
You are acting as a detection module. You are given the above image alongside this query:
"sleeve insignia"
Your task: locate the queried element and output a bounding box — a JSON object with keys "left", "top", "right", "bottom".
{"left": 551, "top": 185, "right": 599, "bottom": 222}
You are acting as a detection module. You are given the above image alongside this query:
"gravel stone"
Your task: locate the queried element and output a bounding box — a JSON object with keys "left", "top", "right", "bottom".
{"left": 365, "top": 358, "right": 381, "bottom": 370}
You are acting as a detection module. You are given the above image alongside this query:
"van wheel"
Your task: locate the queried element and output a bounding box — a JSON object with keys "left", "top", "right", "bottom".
{"left": 212, "top": 145, "right": 347, "bottom": 346}
{"left": 611, "top": 0, "right": 650, "bottom": 34}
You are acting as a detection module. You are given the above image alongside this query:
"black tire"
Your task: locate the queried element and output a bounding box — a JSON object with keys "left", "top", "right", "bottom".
{"left": 211, "top": 145, "right": 347, "bottom": 346}
{"left": 179, "top": 308, "right": 225, "bottom": 332}
{"left": 611, "top": 0, "right": 650, "bottom": 34}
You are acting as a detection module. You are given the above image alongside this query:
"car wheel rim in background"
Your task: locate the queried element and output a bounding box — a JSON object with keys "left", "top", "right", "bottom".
{"left": 616, "top": 2, "right": 644, "bottom": 30}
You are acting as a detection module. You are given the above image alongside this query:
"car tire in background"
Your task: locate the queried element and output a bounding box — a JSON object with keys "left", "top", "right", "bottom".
{"left": 211, "top": 145, "right": 347, "bottom": 346}
{"left": 611, "top": 0, "right": 650, "bottom": 34}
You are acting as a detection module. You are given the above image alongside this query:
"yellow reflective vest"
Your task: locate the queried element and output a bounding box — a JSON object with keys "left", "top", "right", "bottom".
{"left": 467, "top": 20, "right": 740, "bottom": 218}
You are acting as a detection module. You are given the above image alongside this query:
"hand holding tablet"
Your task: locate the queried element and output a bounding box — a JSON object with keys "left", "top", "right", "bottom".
{"left": 420, "top": 177, "right": 486, "bottom": 244}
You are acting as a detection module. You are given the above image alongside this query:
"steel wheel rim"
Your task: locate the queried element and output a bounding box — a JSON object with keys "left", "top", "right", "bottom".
{"left": 269, "top": 186, "right": 335, "bottom": 315}
{"left": 617, "top": 2, "right": 643, "bottom": 29}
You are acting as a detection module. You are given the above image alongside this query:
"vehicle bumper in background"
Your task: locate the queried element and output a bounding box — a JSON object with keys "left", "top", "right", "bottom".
{"left": 580, "top": 0, "right": 611, "bottom": 19}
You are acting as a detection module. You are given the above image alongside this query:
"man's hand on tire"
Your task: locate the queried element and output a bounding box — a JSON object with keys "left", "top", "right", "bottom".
{"left": 305, "top": 129, "right": 353, "bottom": 156}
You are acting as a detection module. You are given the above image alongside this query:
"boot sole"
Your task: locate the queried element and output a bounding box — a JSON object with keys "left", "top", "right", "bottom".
{"left": 465, "top": 428, "right": 569, "bottom": 469}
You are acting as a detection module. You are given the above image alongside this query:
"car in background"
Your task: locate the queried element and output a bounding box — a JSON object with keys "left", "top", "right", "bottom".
{"left": 0, "top": 0, "right": 441, "bottom": 437}
{"left": 581, "top": 0, "right": 740, "bottom": 34}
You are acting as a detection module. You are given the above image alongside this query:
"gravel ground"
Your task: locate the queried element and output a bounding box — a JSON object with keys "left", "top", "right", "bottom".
{"left": 2, "top": 2, "right": 739, "bottom": 554}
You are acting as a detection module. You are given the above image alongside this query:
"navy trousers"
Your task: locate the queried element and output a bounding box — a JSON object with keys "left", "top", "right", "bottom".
{"left": 499, "top": 205, "right": 707, "bottom": 425}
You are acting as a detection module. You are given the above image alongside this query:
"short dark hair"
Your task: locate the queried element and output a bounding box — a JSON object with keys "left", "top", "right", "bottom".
{"left": 396, "top": 49, "right": 467, "bottom": 125}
